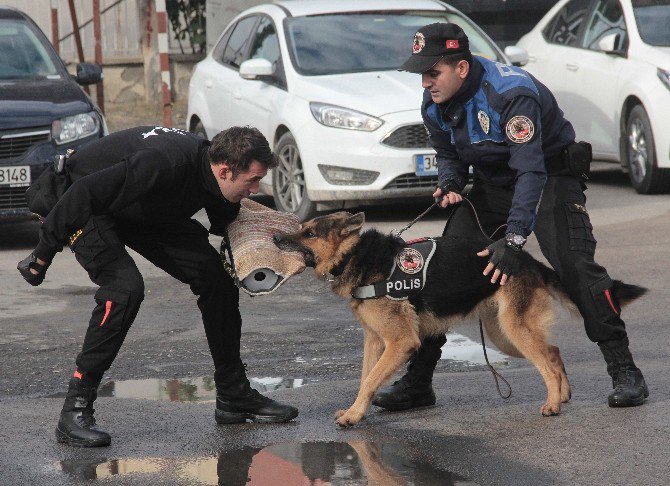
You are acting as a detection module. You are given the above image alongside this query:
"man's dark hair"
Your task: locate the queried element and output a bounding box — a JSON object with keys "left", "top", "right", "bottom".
{"left": 440, "top": 51, "right": 473, "bottom": 68}
{"left": 209, "top": 126, "right": 278, "bottom": 176}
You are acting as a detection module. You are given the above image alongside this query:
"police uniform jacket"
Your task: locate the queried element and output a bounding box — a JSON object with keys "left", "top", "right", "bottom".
{"left": 422, "top": 55, "right": 576, "bottom": 237}
{"left": 34, "top": 126, "right": 240, "bottom": 262}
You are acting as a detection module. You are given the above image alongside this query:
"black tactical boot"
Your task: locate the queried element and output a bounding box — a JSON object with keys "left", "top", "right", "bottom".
{"left": 372, "top": 334, "right": 446, "bottom": 411}
{"left": 598, "top": 338, "right": 649, "bottom": 407}
{"left": 214, "top": 362, "right": 298, "bottom": 424}
{"left": 56, "top": 378, "right": 111, "bottom": 447}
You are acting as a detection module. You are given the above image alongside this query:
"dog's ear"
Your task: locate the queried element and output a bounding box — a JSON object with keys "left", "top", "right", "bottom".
{"left": 339, "top": 212, "right": 365, "bottom": 236}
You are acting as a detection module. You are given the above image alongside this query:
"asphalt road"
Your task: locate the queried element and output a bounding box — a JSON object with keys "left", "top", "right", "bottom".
{"left": 0, "top": 162, "right": 668, "bottom": 485}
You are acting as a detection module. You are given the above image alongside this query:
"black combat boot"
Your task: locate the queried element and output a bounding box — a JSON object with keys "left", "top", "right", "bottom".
{"left": 598, "top": 338, "right": 649, "bottom": 407}
{"left": 214, "top": 362, "right": 298, "bottom": 424}
{"left": 372, "top": 335, "right": 446, "bottom": 411}
{"left": 56, "top": 378, "right": 111, "bottom": 447}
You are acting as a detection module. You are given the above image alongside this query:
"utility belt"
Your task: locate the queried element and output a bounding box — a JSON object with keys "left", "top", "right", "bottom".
{"left": 545, "top": 141, "right": 592, "bottom": 180}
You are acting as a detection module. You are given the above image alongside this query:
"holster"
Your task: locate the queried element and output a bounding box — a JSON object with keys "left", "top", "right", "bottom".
{"left": 562, "top": 141, "right": 592, "bottom": 181}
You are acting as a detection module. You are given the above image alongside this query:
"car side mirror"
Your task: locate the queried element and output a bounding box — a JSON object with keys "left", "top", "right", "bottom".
{"left": 598, "top": 33, "right": 625, "bottom": 56}
{"left": 239, "top": 58, "right": 274, "bottom": 80}
{"left": 75, "top": 62, "right": 103, "bottom": 85}
{"left": 504, "top": 45, "right": 529, "bottom": 67}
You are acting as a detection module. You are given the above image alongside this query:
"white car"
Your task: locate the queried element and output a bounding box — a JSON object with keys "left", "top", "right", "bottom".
{"left": 515, "top": 0, "right": 670, "bottom": 194}
{"left": 187, "top": 0, "right": 513, "bottom": 219}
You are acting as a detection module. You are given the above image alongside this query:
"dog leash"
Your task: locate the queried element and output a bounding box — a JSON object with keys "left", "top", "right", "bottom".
{"left": 394, "top": 197, "right": 513, "bottom": 399}
{"left": 479, "top": 319, "right": 512, "bottom": 399}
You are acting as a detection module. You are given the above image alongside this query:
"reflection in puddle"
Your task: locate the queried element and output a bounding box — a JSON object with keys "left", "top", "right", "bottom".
{"left": 57, "top": 441, "right": 478, "bottom": 485}
{"left": 441, "top": 332, "right": 508, "bottom": 366}
{"left": 45, "top": 377, "right": 305, "bottom": 402}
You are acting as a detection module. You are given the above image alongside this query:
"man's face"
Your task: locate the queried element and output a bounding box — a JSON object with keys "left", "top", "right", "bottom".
{"left": 421, "top": 60, "right": 469, "bottom": 104}
{"left": 213, "top": 159, "right": 268, "bottom": 203}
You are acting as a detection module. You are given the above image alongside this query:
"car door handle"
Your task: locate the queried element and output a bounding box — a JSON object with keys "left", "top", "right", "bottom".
{"left": 566, "top": 63, "right": 579, "bottom": 71}
{"left": 233, "top": 91, "right": 242, "bottom": 100}
{"left": 205, "top": 79, "right": 213, "bottom": 89}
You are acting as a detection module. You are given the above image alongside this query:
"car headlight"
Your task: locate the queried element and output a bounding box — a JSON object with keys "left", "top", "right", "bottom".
{"left": 52, "top": 112, "right": 100, "bottom": 145}
{"left": 658, "top": 68, "right": 670, "bottom": 91}
{"left": 310, "top": 102, "right": 383, "bottom": 131}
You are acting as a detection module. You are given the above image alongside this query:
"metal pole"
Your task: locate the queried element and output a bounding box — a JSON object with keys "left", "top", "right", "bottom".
{"left": 155, "top": 0, "right": 173, "bottom": 127}
{"left": 92, "top": 0, "right": 104, "bottom": 114}
{"left": 50, "top": 0, "right": 59, "bottom": 55}
{"left": 67, "top": 0, "right": 89, "bottom": 94}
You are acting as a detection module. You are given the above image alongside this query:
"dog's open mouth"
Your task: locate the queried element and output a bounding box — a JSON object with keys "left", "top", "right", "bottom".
{"left": 273, "top": 233, "right": 316, "bottom": 267}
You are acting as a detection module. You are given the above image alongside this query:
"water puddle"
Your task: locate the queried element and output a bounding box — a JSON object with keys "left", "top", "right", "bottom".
{"left": 441, "top": 332, "right": 508, "bottom": 366}
{"left": 45, "top": 376, "right": 305, "bottom": 402}
{"left": 55, "top": 441, "right": 477, "bottom": 485}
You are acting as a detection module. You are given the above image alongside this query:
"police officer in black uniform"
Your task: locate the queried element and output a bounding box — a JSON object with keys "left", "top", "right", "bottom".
{"left": 373, "top": 23, "right": 648, "bottom": 411}
{"left": 17, "top": 126, "right": 298, "bottom": 447}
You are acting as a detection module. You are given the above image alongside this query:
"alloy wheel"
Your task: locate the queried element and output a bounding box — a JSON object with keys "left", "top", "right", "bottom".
{"left": 275, "top": 142, "right": 305, "bottom": 212}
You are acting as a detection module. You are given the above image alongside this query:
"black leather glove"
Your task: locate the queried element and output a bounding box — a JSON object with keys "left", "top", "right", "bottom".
{"left": 17, "top": 252, "right": 50, "bottom": 286}
{"left": 485, "top": 237, "right": 523, "bottom": 278}
{"left": 435, "top": 180, "right": 461, "bottom": 204}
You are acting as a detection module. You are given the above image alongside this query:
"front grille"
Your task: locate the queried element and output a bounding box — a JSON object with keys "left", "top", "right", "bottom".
{"left": 0, "top": 186, "right": 28, "bottom": 210}
{"left": 384, "top": 173, "right": 439, "bottom": 190}
{"left": 0, "top": 130, "right": 51, "bottom": 160}
{"left": 382, "top": 124, "right": 430, "bottom": 148}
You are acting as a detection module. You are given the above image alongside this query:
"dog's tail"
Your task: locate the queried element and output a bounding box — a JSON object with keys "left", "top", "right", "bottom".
{"left": 536, "top": 262, "right": 647, "bottom": 313}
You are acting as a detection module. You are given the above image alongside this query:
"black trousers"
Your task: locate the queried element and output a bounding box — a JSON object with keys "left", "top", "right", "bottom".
{"left": 442, "top": 175, "right": 628, "bottom": 343}
{"left": 69, "top": 216, "right": 241, "bottom": 385}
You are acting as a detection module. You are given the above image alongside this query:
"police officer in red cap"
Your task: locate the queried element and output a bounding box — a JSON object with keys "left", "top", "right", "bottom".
{"left": 373, "top": 23, "right": 648, "bottom": 411}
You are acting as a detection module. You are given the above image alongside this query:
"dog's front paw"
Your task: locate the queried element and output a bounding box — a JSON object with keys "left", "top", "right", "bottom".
{"left": 335, "top": 408, "right": 364, "bottom": 427}
{"left": 540, "top": 402, "right": 561, "bottom": 416}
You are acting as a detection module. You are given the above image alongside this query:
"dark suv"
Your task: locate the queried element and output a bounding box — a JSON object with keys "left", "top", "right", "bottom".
{"left": 0, "top": 6, "right": 106, "bottom": 222}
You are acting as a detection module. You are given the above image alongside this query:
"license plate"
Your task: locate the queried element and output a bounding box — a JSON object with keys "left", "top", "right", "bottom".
{"left": 0, "top": 165, "right": 31, "bottom": 187}
{"left": 415, "top": 154, "right": 437, "bottom": 176}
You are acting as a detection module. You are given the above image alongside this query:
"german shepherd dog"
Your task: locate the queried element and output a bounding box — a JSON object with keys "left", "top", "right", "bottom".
{"left": 274, "top": 211, "right": 646, "bottom": 427}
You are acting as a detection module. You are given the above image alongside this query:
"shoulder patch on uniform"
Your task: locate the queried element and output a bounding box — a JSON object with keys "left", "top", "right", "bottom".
{"left": 505, "top": 115, "right": 534, "bottom": 144}
{"left": 477, "top": 110, "right": 490, "bottom": 134}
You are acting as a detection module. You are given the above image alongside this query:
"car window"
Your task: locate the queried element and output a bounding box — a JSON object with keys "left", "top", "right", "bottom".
{"left": 247, "top": 16, "right": 286, "bottom": 89}
{"left": 0, "top": 19, "right": 59, "bottom": 79}
{"left": 582, "top": 0, "right": 627, "bottom": 50}
{"left": 220, "top": 16, "right": 257, "bottom": 69}
{"left": 285, "top": 11, "right": 501, "bottom": 76}
{"left": 542, "top": 0, "right": 591, "bottom": 47}
{"left": 632, "top": 0, "right": 670, "bottom": 46}
{"left": 212, "top": 25, "right": 234, "bottom": 63}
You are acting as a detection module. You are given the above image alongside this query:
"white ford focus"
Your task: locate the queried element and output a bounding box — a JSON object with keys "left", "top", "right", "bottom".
{"left": 515, "top": 0, "right": 670, "bottom": 194}
{"left": 187, "top": 0, "right": 510, "bottom": 219}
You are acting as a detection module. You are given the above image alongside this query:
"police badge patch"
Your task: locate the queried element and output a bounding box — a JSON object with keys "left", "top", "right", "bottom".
{"left": 413, "top": 32, "right": 425, "bottom": 54}
{"left": 505, "top": 115, "right": 535, "bottom": 143}
{"left": 478, "top": 110, "right": 490, "bottom": 134}
{"left": 396, "top": 247, "right": 424, "bottom": 274}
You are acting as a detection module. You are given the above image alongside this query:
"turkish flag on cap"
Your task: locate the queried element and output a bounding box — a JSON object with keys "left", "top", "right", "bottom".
{"left": 446, "top": 40, "right": 459, "bottom": 49}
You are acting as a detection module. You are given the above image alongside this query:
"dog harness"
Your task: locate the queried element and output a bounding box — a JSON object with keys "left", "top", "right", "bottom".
{"left": 352, "top": 238, "right": 437, "bottom": 300}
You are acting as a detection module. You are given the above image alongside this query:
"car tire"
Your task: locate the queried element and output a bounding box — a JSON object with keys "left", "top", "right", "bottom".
{"left": 625, "top": 105, "right": 670, "bottom": 194}
{"left": 272, "top": 132, "right": 317, "bottom": 221}
{"left": 192, "top": 121, "right": 208, "bottom": 140}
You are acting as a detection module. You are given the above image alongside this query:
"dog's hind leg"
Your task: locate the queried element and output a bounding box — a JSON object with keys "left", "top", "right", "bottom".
{"left": 495, "top": 285, "right": 564, "bottom": 416}
{"left": 548, "top": 344, "right": 571, "bottom": 403}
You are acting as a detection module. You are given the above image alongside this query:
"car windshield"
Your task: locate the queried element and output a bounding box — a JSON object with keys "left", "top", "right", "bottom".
{"left": 0, "top": 18, "right": 60, "bottom": 79}
{"left": 285, "top": 11, "right": 501, "bottom": 75}
{"left": 632, "top": 0, "right": 670, "bottom": 46}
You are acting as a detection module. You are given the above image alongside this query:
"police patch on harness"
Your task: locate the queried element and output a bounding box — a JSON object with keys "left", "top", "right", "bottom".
{"left": 506, "top": 115, "right": 534, "bottom": 143}
{"left": 396, "top": 247, "right": 424, "bottom": 274}
{"left": 352, "top": 238, "right": 436, "bottom": 300}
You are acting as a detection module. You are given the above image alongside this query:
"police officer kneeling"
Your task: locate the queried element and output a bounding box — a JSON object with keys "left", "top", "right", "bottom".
{"left": 373, "top": 23, "right": 648, "bottom": 411}
{"left": 17, "top": 126, "right": 298, "bottom": 447}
